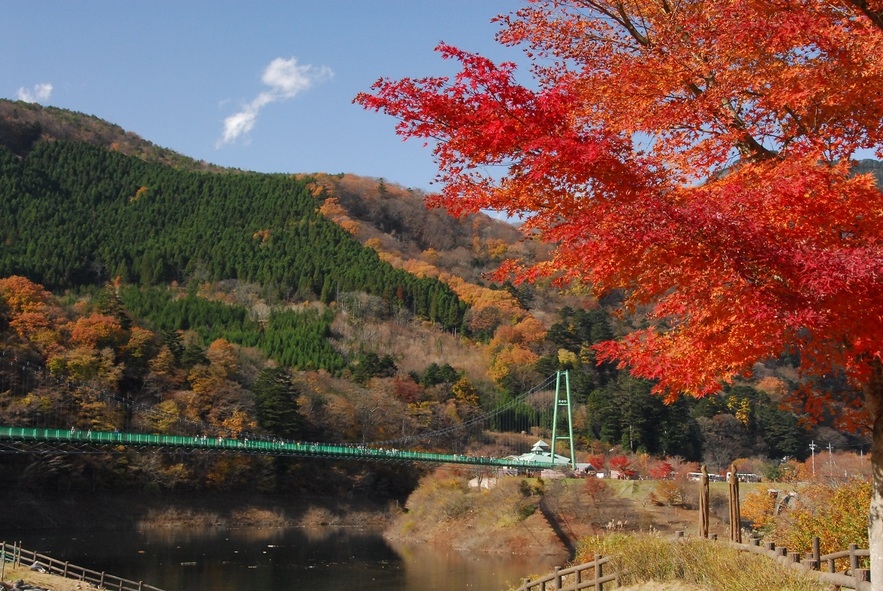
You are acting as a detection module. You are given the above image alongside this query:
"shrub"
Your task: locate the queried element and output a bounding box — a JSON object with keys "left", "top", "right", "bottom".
{"left": 584, "top": 476, "right": 611, "bottom": 503}
{"left": 772, "top": 478, "right": 871, "bottom": 560}
{"left": 648, "top": 480, "right": 683, "bottom": 507}
{"left": 741, "top": 489, "right": 776, "bottom": 533}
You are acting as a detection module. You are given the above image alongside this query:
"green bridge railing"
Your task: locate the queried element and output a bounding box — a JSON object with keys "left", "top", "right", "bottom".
{"left": 0, "top": 426, "right": 558, "bottom": 470}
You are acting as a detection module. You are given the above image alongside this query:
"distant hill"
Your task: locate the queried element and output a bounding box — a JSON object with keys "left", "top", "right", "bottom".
{"left": 0, "top": 99, "right": 223, "bottom": 171}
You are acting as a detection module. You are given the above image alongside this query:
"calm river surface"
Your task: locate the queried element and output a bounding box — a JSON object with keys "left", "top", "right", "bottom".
{"left": 2, "top": 527, "right": 565, "bottom": 591}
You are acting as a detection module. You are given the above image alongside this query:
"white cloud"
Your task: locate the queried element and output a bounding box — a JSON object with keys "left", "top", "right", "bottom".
{"left": 219, "top": 57, "right": 332, "bottom": 146}
{"left": 17, "top": 83, "right": 53, "bottom": 103}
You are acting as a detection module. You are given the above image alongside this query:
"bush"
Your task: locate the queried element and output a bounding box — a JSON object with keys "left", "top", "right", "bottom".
{"left": 741, "top": 489, "right": 776, "bottom": 533}
{"left": 772, "top": 478, "right": 871, "bottom": 560}
{"left": 584, "top": 476, "right": 612, "bottom": 503}
{"left": 648, "top": 480, "right": 683, "bottom": 507}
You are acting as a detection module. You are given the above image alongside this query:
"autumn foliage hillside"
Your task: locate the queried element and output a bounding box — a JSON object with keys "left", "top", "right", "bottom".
{"left": 0, "top": 99, "right": 876, "bottom": 504}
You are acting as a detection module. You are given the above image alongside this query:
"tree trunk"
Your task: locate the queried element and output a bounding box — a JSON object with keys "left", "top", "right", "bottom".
{"left": 867, "top": 360, "right": 883, "bottom": 591}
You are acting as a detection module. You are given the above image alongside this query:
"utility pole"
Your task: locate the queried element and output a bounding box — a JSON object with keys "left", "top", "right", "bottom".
{"left": 827, "top": 443, "right": 834, "bottom": 468}
{"left": 809, "top": 441, "right": 817, "bottom": 477}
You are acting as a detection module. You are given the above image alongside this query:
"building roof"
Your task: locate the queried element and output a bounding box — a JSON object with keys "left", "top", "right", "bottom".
{"left": 508, "top": 440, "right": 571, "bottom": 466}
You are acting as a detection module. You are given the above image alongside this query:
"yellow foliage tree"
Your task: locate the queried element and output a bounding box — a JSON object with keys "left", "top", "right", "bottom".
{"left": 67, "top": 313, "right": 124, "bottom": 348}
{"left": 452, "top": 376, "right": 480, "bottom": 406}
{"left": 741, "top": 489, "right": 777, "bottom": 533}
{"left": 774, "top": 479, "right": 872, "bottom": 558}
{"left": 206, "top": 338, "right": 238, "bottom": 377}
{"left": 149, "top": 345, "right": 177, "bottom": 377}
{"left": 0, "top": 275, "right": 51, "bottom": 314}
{"left": 123, "top": 326, "right": 154, "bottom": 361}
{"left": 488, "top": 344, "right": 539, "bottom": 386}
{"left": 221, "top": 409, "right": 255, "bottom": 438}
{"left": 318, "top": 196, "right": 346, "bottom": 217}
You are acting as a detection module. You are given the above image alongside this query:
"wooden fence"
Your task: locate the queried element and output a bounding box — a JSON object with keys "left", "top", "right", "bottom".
{"left": 513, "top": 554, "right": 618, "bottom": 591}
{"left": 0, "top": 541, "right": 165, "bottom": 591}
{"left": 732, "top": 535, "right": 870, "bottom": 591}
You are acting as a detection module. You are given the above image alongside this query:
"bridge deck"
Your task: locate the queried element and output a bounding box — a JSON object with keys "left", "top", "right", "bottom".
{"left": 0, "top": 427, "right": 557, "bottom": 469}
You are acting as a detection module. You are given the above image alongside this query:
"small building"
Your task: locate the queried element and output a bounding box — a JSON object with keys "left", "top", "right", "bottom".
{"left": 507, "top": 440, "right": 573, "bottom": 468}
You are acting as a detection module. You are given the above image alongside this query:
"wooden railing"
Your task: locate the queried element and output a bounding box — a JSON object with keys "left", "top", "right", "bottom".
{"left": 732, "top": 536, "right": 870, "bottom": 591}
{"left": 513, "top": 554, "right": 618, "bottom": 591}
{"left": 0, "top": 541, "right": 165, "bottom": 591}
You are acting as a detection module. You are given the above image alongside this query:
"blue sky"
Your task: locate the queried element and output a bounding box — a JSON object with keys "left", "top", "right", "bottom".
{"left": 2, "top": 1, "right": 524, "bottom": 192}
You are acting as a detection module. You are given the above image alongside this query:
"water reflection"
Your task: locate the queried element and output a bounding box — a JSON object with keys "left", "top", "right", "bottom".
{"left": 389, "top": 540, "right": 563, "bottom": 591}
{"left": 3, "top": 527, "right": 563, "bottom": 591}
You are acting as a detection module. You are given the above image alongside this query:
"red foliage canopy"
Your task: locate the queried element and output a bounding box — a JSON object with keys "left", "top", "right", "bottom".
{"left": 356, "top": 1, "right": 883, "bottom": 406}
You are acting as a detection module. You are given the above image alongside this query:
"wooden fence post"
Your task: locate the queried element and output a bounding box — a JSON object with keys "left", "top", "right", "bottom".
{"left": 594, "top": 554, "right": 603, "bottom": 591}
{"left": 810, "top": 537, "right": 820, "bottom": 570}
{"left": 728, "top": 463, "right": 741, "bottom": 543}
{"left": 699, "top": 465, "right": 709, "bottom": 538}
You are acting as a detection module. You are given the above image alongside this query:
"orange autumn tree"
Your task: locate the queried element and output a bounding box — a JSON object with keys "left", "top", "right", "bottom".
{"left": 357, "top": 0, "right": 883, "bottom": 581}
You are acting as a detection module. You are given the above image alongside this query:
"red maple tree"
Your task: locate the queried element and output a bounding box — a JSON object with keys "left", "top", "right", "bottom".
{"left": 357, "top": 0, "right": 883, "bottom": 580}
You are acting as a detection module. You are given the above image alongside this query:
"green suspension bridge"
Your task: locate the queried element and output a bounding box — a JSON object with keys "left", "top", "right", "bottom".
{"left": 0, "top": 355, "right": 577, "bottom": 470}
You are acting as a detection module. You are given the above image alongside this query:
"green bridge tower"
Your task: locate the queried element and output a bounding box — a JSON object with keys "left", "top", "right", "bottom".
{"left": 549, "top": 370, "right": 576, "bottom": 469}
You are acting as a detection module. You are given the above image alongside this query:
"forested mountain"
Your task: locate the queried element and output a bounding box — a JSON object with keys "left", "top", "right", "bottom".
{"left": 0, "top": 99, "right": 223, "bottom": 170}
{"left": 0, "top": 100, "right": 875, "bottom": 498}
{"left": 0, "top": 138, "right": 466, "bottom": 329}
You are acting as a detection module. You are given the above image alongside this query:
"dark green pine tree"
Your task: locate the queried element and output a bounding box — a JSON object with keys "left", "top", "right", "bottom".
{"left": 253, "top": 366, "right": 304, "bottom": 439}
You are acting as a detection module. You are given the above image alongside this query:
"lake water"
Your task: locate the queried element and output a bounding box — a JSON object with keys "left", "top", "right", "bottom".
{"left": 2, "top": 527, "right": 566, "bottom": 591}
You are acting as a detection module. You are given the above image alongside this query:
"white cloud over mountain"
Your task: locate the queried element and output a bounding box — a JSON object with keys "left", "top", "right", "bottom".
{"left": 219, "top": 57, "right": 332, "bottom": 146}
{"left": 17, "top": 83, "right": 53, "bottom": 103}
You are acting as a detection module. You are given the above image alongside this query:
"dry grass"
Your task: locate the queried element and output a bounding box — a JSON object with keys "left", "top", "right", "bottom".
{"left": 575, "top": 533, "right": 830, "bottom": 591}
{"left": 2, "top": 565, "right": 99, "bottom": 591}
{"left": 616, "top": 583, "right": 708, "bottom": 591}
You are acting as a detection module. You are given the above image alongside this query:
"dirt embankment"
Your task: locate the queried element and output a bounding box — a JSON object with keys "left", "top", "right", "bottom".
{"left": 383, "top": 472, "right": 735, "bottom": 557}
